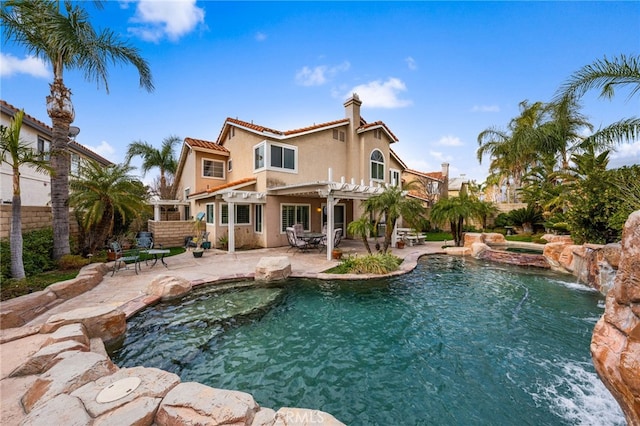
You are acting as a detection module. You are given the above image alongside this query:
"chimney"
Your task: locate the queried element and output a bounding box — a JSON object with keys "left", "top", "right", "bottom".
{"left": 344, "top": 93, "right": 362, "bottom": 127}
{"left": 441, "top": 162, "right": 450, "bottom": 199}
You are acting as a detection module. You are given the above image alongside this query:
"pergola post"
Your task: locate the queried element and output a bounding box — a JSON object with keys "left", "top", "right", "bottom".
{"left": 227, "top": 201, "right": 235, "bottom": 253}
{"left": 326, "top": 193, "right": 334, "bottom": 261}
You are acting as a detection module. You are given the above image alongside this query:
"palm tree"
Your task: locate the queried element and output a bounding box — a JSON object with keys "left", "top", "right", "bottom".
{"left": 556, "top": 54, "right": 640, "bottom": 149}
{"left": 1, "top": 0, "right": 154, "bottom": 259}
{"left": 0, "top": 110, "right": 52, "bottom": 278}
{"left": 363, "top": 185, "right": 426, "bottom": 253}
{"left": 347, "top": 216, "right": 374, "bottom": 254}
{"left": 125, "top": 135, "right": 181, "bottom": 199}
{"left": 429, "top": 194, "right": 483, "bottom": 247}
{"left": 69, "top": 160, "right": 149, "bottom": 254}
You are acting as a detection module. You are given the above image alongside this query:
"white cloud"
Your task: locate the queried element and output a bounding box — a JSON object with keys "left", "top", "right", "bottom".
{"left": 609, "top": 140, "right": 640, "bottom": 167}
{"left": 346, "top": 77, "right": 412, "bottom": 108}
{"left": 255, "top": 32, "right": 267, "bottom": 42}
{"left": 0, "top": 53, "right": 51, "bottom": 78}
{"left": 436, "top": 135, "right": 463, "bottom": 146}
{"left": 295, "top": 61, "right": 350, "bottom": 86}
{"left": 405, "top": 56, "right": 417, "bottom": 71}
{"left": 427, "top": 150, "right": 453, "bottom": 163}
{"left": 84, "top": 141, "right": 116, "bottom": 162}
{"left": 471, "top": 105, "right": 500, "bottom": 113}
{"left": 128, "top": 0, "right": 205, "bottom": 42}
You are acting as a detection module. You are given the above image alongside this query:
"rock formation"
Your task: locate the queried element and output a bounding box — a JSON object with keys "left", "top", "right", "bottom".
{"left": 591, "top": 210, "right": 640, "bottom": 425}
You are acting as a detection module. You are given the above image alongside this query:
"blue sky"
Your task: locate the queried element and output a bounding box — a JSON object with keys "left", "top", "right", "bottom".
{"left": 1, "top": 1, "right": 639, "bottom": 183}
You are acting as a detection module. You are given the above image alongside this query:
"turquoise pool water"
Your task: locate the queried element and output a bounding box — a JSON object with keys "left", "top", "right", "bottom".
{"left": 111, "top": 255, "right": 624, "bottom": 425}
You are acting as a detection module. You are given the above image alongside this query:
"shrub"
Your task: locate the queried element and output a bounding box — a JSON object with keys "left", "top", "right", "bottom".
{"left": 58, "top": 254, "right": 90, "bottom": 270}
{"left": 328, "top": 253, "right": 402, "bottom": 275}
{"left": 0, "top": 228, "right": 57, "bottom": 280}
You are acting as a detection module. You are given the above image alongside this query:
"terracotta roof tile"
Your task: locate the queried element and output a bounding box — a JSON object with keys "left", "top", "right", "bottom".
{"left": 359, "top": 120, "right": 399, "bottom": 142}
{"left": 185, "top": 137, "right": 230, "bottom": 153}
{"left": 189, "top": 177, "right": 257, "bottom": 198}
{"left": 405, "top": 168, "right": 443, "bottom": 181}
{"left": 1, "top": 99, "right": 52, "bottom": 132}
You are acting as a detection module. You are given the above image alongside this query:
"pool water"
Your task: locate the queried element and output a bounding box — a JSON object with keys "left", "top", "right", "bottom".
{"left": 111, "top": 255, "right": 625, "bottom": 425}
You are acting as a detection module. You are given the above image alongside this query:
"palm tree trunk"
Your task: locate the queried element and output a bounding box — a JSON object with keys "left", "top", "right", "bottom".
{"left": 48, "top": 80, "right": 73, "bottom": 259}
{"left": 10, "top": 173, "right": 25, "bottom": 279}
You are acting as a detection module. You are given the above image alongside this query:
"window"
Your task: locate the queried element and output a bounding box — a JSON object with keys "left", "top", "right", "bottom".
{"left": 374, "top": 128, "right": 382, "bottom": 139}
{"left": 389, "top": 169, "right": 400, "bottom": 187}
{"left": 221, "top": 204, "right": 251, "bottom": 225}
{"left": 37, "top": 137, "right": 50, "bottom": 160}
{"left": 70, "top": 153, "right": 81, "bottom": 175}
{"left": 206, "top": 204, "right": 215, "bottom": 224}
{"left": 370, "top": 149, "right": 385, "bottom": 181}
{"left": 254, "top": 141, "right": 297, "bottom": 172}
{"left": 270, "top": 144, "right": 296, "bottom": 170}
{"left": 228, "top": 159, "right": 233, "bottom": 172}
{"left": 203, "top": 159, "right": 224, "bottom": 178}
{"left": 228, "top": 126, "right": 235, "bottom": 140}
{"left": 281, "top": 204, "right": 310, "bottom": 232}
{"left": 254, "top": 143, "right": 265, "bottom": 170}
{"left": 332, "top": 129, "right": 345, "bottom": 141}
{"left": 254, "top": 204, "right": 263, "bottom": 233}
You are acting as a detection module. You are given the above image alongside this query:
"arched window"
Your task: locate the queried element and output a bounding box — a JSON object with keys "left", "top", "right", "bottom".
{"left": 370, "top": 149, "right": 385, "bottom": 181}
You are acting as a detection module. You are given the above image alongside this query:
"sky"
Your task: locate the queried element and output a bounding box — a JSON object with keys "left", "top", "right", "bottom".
{"left": 1, "top": 0, "right": 639, "bottom": 184}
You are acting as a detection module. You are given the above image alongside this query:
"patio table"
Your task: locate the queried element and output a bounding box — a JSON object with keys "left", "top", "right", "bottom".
{"left": 298, "top": 232, "right": 325, "bottom": 250}
{"left": 143, "top": 249, "right": 170, "bottom": 268}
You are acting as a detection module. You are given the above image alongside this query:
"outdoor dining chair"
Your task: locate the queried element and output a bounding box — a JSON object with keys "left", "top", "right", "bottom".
{"left": 110, "top": 242, "right": 141, "bottom": 276}
{"left": 286, "top": 227, "right": 308, "bottom": 252}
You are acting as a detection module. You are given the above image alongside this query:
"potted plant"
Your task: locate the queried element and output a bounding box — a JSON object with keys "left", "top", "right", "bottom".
{"left": 218, "top": 235, "right": 228, "bottom": 250}
{"left": 332, "top": 248, "right": 343, "bottom": 260}
{"left": 396, "top": 240, "right": 405, "bottom": 249}
{"left": 192, "top": 247, "right": 204, "bottom": 258}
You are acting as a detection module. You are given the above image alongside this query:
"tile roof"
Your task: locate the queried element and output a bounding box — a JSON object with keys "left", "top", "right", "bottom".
{"left": 405, "top": 168, "right": 443, "bottom": 181}
{"left": 1, "top": 99, "right": 52, "bottom": 132}
{"left": 359, "top": 120, "right": 399, "bottom": 142}
{"left": 185, "top": 137, "right": 230, "bottom": 154}
{"left": 189, "top": 177, "right": 257, "bottom": 198}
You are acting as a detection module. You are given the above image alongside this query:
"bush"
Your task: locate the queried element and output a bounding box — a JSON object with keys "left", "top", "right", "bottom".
{"left": 1, "top": 228, "right": 57, "bottom": 280}
{"left": 58, "top": 254, "right": 90, "bottom": 270}
{"left": 327, "top": 253, "right": 402, "bottom": 274}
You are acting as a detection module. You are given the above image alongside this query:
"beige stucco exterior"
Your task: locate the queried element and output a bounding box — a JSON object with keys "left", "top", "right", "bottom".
{"left": 173, "top": 94, "right": 415, "bottom": 254}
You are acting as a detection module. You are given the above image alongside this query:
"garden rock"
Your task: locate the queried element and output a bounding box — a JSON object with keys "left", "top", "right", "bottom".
{"left": 146, "top": 275, "right": 192, "bottom": 301}
{"left": 255, "top": 256, "right": 291, "bottom": 282}
{"left": 40, "top": 305, "right": 126, "bottom": 344}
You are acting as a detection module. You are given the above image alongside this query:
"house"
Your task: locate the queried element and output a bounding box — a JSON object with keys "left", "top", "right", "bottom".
{"left": 402, "top": 164, "right": 449, "bottom": 207}
{"left": 173, "top": 94, "right": 409, "bottom": 259}
{"left": 0, "top": 99, "right": 113, "bottom": 206}
{"left": 447, "top": 176, "right": 469, "bottom": 198}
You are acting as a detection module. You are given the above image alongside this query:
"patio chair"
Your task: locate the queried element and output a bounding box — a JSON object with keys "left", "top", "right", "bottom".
{"left": 286, "top": 227, "right": 308, "bottom": 252}
{"left": 110, "top": 242, "right": 141, "bottom": 276}
{"left": 319, "top": 227, "right": 342, "bottom": 252}
{"left": 136, "top": 236, "right": 154, "bottom": 250}
{"left": 293, "top": 223, "right": 304, "bottom": 236}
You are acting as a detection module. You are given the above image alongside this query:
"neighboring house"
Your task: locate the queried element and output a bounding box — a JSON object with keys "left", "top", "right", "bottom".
{"left": 174, "top": 94, "right": 408, "bottom": 258}
{"left": 402, "top": 163, "right": 449, "bottom": 207}
{"left": 447, "top": 176, "right": 469, "bottom": 198}
{"left": 1, "top": 100, "right": 113, "bottom": 206}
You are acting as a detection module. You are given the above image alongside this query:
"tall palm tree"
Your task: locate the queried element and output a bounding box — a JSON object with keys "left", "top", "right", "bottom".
{"left": 125, "top": 135, "right": 181, "bottom": 199}
{"left": 0, "top": 110, "right": 52, "bottom": 278}
{"left": 347, "top": 216, "right": 374, "bottom": 254}
{"left": 556, "top": 54, "right": 640, "bottom": 149}
{"left": 69, "top": 160, "right": 149, "bottom": 254}
{"left": 1, "top": 0, "right": 154, "bottom": 259}
{"left": 477, "top": 100, "right": 547, "bottom": 202}
{"left": 363, "top": 185, "right": 426, "bottom": 253}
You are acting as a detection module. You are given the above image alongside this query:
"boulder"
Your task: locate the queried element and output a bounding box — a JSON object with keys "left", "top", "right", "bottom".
{"left": 146, "top": 275, "right": 192, "bottom": 301}
{"left": 483, "top": 233, "right": 506, "bottom": 244}
{"left": 541, "top": 234, "right": 574, "bottom": 244}
{"left": 463, "top": 233, "right": 484, "bottom": 247}
{"left": 443, "top": 247, "right": 471, "bottom": 256}
{"left": 0, "top": 290, "right": 58, "bottom": 329}
{"left": 255, "top": 256, "right": 292, "bottom": 282}
{"left": 41, "top": 323, "right": 90, "bottom": 348}
{"left": 543, "top": 242, "right": 568, "bottom": 270}
{"left": 72, "top": 366, "right": 180, "bottom": 418}
{"left": 93, "top": 396, "right": 161, "bottom": 426}
{"left": 470, "top": 242, "right": 489, "bottom": 257}
{"left": 47, "top": 272, "right": 102, "bottom": 300}
{"left": 252, "top": 407, "right": 277, "bottom": 425}
{"left": 40, "top": 305, "right": 126, "bottom": 344}
{"left": 557, "top": 245, "right": 583, "bottom": 272}
{"left": 591, "top": 210, "right": 640, "bottom": 425}
{"left": 155, "top": 382, "right": 259, "bottom": 425}
{"left": 21, "top": 350, "right": 117, "bottom": 413}
{"left": 274, "top": 407, "right": 345, "bottom": 425}
{"left": 10, "top": 339, "right": 89, "bottom": 377}
{"left": 603, "top": 243, "right": 622, "bottom": 269}
{"left": 20, "top": 393, "right": 92, "bottom": 426}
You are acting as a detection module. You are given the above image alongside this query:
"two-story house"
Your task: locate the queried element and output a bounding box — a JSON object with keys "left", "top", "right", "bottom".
{"left": 174, "top": 94, "right": 409, "bottom": 258}
{"left": 0, "top": 99, "right": 113, "bottom": 206}
{"left": 402, "top": 164, "right": 449, "bottom": 207}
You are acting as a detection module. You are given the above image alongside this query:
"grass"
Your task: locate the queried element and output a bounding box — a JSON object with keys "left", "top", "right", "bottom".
{"left": 324, "top": 253, "right": 402, "bottom": 274}
{"left": 424, "top": 231, "right": 453, "bottom": 241}
{"left": 0, "top": 246, "right": 186, "bottom": 301}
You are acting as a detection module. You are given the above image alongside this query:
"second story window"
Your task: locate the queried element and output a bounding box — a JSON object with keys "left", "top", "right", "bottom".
{"left": 254, "top": 141, "right": 297, "bottom": 173}
{"left": 270, "top": 143, "right": 296, "bottom": 171}
{"left": 203, "top": 159, "right": 224, "bottom": 178}
{"left": 37, "top": 136, "right": 50, "bottom": 160}
{"left": 370, "top": 149, "right": 385, "bottom": 181}
{"left": 70, "top": 153, "right": 81, "bottom": 175}
{"left": 254, "top": 143, "right": 265, "bottom": 170}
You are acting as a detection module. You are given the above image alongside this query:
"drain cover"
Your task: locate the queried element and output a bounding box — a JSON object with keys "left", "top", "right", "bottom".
{"left": 96, "top": 377, "right": 142, "bottom": 403}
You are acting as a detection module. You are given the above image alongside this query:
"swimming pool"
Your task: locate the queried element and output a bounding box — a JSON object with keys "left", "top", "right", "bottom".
{"left": 111, "top": 255, "right": 624, "bottom": 425}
